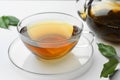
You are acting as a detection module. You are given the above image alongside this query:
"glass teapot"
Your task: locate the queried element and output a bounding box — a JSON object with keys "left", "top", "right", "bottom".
{"left": 77, "top": 0, "right": 120, "bottom": 42}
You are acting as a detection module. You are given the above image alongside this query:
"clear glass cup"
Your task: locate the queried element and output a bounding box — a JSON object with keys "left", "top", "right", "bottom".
{"left": 9, "top": 12, "right": 94, "bottom": 79}
{"left": 17, "top": 12, "right": 83, "bottom": 60}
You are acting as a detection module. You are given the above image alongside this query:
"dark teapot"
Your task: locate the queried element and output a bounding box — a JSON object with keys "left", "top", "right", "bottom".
{"left": 77, "top": 0, "right": 120, "bottom": 42}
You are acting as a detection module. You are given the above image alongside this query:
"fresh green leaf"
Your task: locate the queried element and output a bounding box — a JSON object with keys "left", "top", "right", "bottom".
{"left": 6, "top": 16, "right": 19, "bottom": 26}
{"left": 98, "top": 43, "right": 117, "bottom": 58}
{"left": 0, "top": 16, "right": 19, "bottom": 29}
{"left": 0, "top": 16, "right": 8, "bottom": 29}
{"left": 100, "top": 58, "right": 119, "bottom": 78}
{"left": 2, "top": 16, "right": 9, "bottom": 27}
{"left": 98, "top": 43, "right": 120, "bottom": 78}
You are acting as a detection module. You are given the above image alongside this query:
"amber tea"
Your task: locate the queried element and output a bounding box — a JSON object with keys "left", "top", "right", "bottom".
{"left": 20, "top": 21, "right": 81, "bottom": 60}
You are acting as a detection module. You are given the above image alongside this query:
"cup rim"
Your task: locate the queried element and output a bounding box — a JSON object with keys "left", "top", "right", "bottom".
{"left": 17, "top": 12, "right": 83, "bottom": 43}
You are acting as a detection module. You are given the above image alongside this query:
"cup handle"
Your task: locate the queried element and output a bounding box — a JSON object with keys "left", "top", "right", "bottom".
{"left": 82, "top": 31, "right": 95, "bottom": 44}
{"left": 75, "top": 31, "right": 95, "bottom": 48}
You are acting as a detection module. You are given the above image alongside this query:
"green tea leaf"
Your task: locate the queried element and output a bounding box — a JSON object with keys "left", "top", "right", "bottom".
{"left": 0, "top": 16, "right": 19, "bottom": 29}
{"left": 6, "top": 16, "right": 19, "bottom": 26}
{"left": 98, "top": 43, "right": 120, "bottom": 78}
{"left": 100, "top": 58, "right": 119, "bottom": 78}
{"left": 0, "top": 16, "right": 8, "bottom": 29}
{"left": 98, "top": 43, "right": 117, "bottom": 58}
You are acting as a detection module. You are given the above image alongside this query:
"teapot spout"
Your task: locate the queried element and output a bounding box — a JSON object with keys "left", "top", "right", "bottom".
{"left": 76, "top": 0, "right": 87, "bottom": 21}
{"left": 76, "top": 0, "right": 93, "bottom": 21}
{"left": 77, "top": 10, "right": 87, "bottom": 21}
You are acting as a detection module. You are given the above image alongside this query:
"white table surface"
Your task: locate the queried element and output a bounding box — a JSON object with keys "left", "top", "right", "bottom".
{"left": 0, "top": 1, "right": 114, "bottom": 80}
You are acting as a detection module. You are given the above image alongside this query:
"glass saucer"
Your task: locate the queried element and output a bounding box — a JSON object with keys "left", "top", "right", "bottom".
{"left": 8, "top": 35, "right": 94, "bottom": 80}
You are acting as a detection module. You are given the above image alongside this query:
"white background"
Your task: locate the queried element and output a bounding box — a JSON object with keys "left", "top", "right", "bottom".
{"left": 0, "top": 1, "right": 110, "bottom": 80}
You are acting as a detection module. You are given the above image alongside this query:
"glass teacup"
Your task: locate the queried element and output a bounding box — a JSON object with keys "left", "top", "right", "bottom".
{"left": 17, "top": 12, "right": 83, "bottom": 60}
